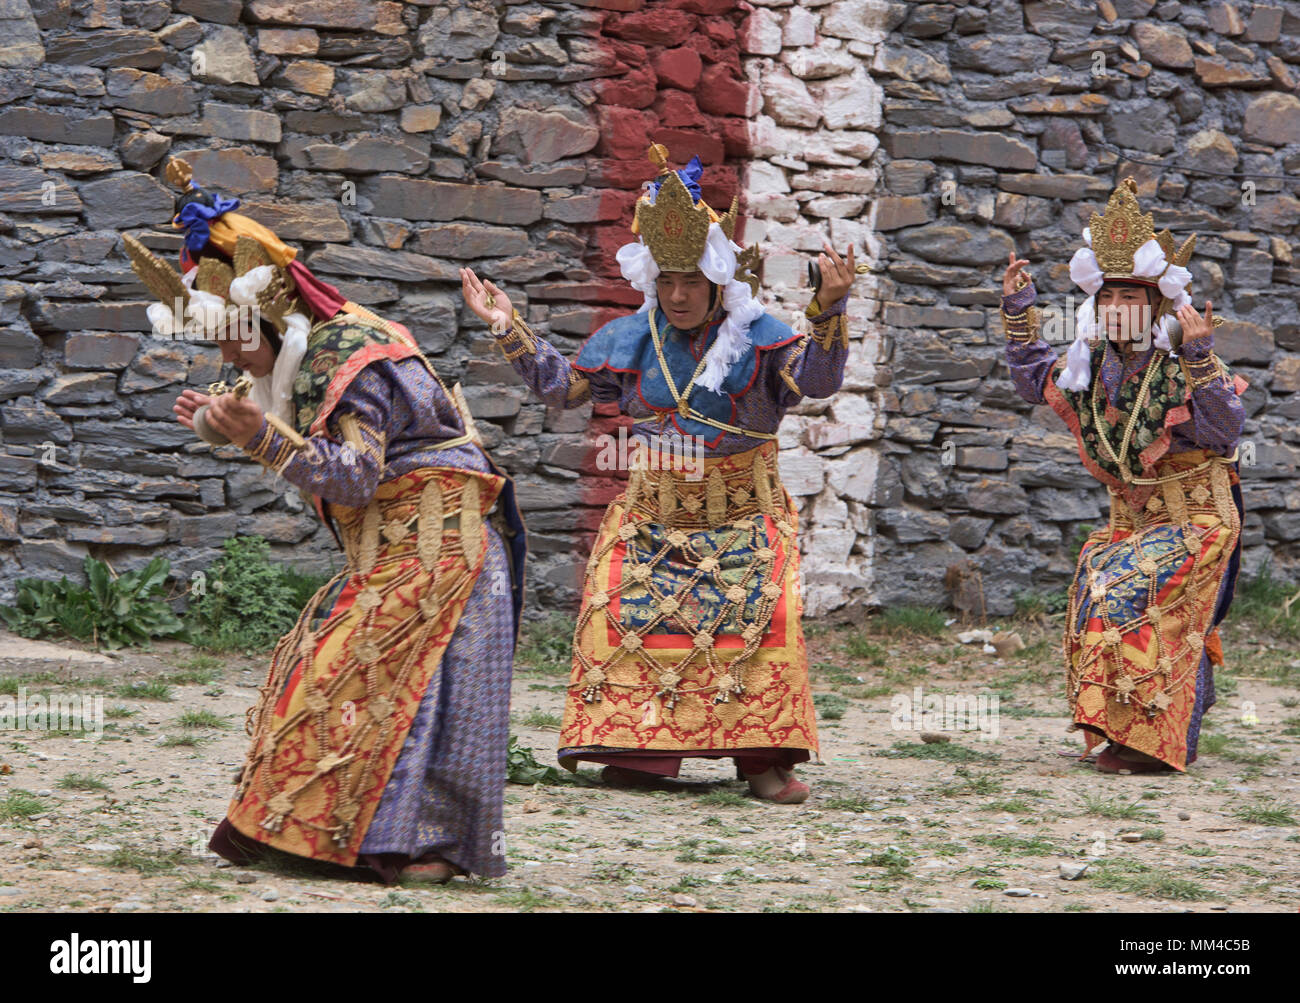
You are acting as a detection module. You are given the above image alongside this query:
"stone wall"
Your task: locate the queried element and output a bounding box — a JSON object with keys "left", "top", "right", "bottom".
{"left": 739, "top": 0, "right": 887, "bottom": 618}
{"left": 867, "top": 0, "right": 1300, "bottom": 615}
{"left": 0, "top": 0, "right": 1297, "bottom": 622}
{"left": 0, "top": 0, "right": 780, "bottom": 616}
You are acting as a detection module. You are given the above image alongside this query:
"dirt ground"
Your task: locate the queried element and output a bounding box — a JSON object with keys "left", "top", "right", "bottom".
{"left": 1, "top": 612, "right": 1297, "bottom": 914}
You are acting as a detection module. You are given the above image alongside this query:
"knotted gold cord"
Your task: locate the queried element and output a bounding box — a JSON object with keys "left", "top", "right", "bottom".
{"left": 649, "top": 308, "right": 711, "bottom": 420}
{"left": 1088, "top": 350, "right": 1238, "bottom": 487}
{"left": 1089, "top": 352, "right": 1162, "bottom": 484}
{"left": 643, "top": 309, "right": 779, "bottom": 441}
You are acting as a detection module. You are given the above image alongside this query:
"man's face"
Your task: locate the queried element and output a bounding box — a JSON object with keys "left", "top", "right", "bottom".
{"left": 1096, "top": 284, "right": 1153, "bottom": 346}
{"left": 656, "top": 270, "right": 714, "bottom": 331}
{"left": 216, "top": 317, "right": 276, "bottom": 377}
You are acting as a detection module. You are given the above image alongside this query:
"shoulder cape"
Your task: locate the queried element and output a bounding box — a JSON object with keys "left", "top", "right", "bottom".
{"left": 571, "top": 308, "right": 802, "bottom": 447}
{"left": 292, "top": 314, "right": 425, "bottom": 439}
{"left": 1042, "top": 341, "right": 1248, "bottom": 508}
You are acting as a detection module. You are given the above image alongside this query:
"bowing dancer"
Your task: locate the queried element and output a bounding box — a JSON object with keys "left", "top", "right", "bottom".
{"left": 125, "top": 157, "right": 526, "bottom": 882}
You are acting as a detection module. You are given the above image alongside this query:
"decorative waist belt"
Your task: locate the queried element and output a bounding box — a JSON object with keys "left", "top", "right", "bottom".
{"left": 330, "top": 468, "right": 502, "bottom": 578}
{"left": 622, "top": 440, "right": 789, "bottom": 530}
{"left": 633, "top": 412, "right": 778, "bottom": 441}
{"left": 1108, "top": 451, "right": 1238, "bottom": 542}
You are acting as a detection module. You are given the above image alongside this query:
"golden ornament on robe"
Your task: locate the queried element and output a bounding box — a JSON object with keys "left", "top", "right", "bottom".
{"left": 267, "top": 792, "right": 294, "bottom": 816}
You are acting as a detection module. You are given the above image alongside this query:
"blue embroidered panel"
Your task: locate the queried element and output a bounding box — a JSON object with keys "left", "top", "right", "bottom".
{"left": 573, "top": 309, "right": 799, "bottom": 442}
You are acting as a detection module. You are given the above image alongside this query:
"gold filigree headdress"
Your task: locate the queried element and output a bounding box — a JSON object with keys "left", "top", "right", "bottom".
{"left": 123, "top": 156, "right": 306, "bottom": 337}
{"left": 1059, "top": 178, "right": 1215, "bottom": 391}
{"left": 629, "top": 142, "right": 759, "bottom": 289}
{"left": 1087, "top": 177, "right": 1196, "bottom": 285}
{"left": 1071, "top": 177, "right": 1206, "bottom": 327}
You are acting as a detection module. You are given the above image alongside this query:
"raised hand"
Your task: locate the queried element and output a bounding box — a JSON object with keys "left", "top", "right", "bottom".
{"left": 459, "top": 267, "right": 513, "bottom": 333}
{"left": 1002, "top": 251, "right": 1033, "bottom": 296}
{"left": 1178, "top": 299, "right": 1214, "bottom": 344}
{"left": 816, "top": 241, "right": 857, "bottom": 307}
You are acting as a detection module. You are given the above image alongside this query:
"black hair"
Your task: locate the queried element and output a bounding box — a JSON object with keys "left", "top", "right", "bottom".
{"left": 1100, "top": 279, "right": 1157, "bottom": 306}
{"left": 260, "top": 319, "right": 282, "bottom": 355}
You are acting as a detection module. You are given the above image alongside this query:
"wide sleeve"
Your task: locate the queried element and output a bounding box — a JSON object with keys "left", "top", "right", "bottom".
{"left": 1176, "top": 334, "right": 1246, "bottom": 456}
{"left": 240, "top": 365, "right": 391, "bottom": 507}
{"left": 491, "top": 309, "right": 618, "bottom": 410}
{"left": 1001, "top": 280, "right": 1058, "bottom": 405}
{"left": 770, "top": 291, "right": 852, "bottom": 407}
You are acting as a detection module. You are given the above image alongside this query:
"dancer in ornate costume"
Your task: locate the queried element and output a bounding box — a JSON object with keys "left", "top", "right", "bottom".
{"left": 124, "top": 158, "right": 526, "bottom": 882}
{"left": 460, "top": 146, "right": 858, "bottom": 803}
{"left": 1001, "top": 179, "right": 1247, "bottom": 774}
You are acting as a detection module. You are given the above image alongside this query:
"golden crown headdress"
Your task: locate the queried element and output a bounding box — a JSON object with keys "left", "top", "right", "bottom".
{"left": 1075, "top": 178, "right": 1220, "bottom": 336}
{"left": 1089, "top": 177, "right": 1197, "bottom": 282}
{"left": 632, "top": 144, "right": 739, "bottom": 273}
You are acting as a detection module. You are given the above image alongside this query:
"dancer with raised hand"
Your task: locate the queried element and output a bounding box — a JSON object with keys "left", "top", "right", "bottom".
{"left": 460, "top": 145, "right": 858, "bottom": 803}
{"left": 1000, "top": 178, "right": 1248, "bottom": 775}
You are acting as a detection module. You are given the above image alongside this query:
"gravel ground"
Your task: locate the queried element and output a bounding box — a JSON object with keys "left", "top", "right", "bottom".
{"left": 1, "top": 613, "right": 1297, "bottom": 914}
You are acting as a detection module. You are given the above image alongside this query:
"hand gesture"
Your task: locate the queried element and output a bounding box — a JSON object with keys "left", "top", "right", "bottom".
{"left": 816, "top": 241, "right": 856, "bottom": 306}
{"left": 460, "top": 267, "right": 513, "bottom": 334}
{"left": 173, "top": 389, "right": 212, "bottom": 431}
{"left": 1177, "top": 299, "right": 1214, "bottom": 344}
{"left": 205, "top": 393, "right": 265, "bottom": 448}
{"left": 1002, "top": 251, "right": 1033, "bottom": 296}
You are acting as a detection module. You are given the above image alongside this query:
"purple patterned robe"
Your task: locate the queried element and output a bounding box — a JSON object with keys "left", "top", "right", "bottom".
{"left": 229, "top": 357, "right": 519, "bottom": 878}
{"left": 1003, "top": 283, "right": 1246, "bottom": 764}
